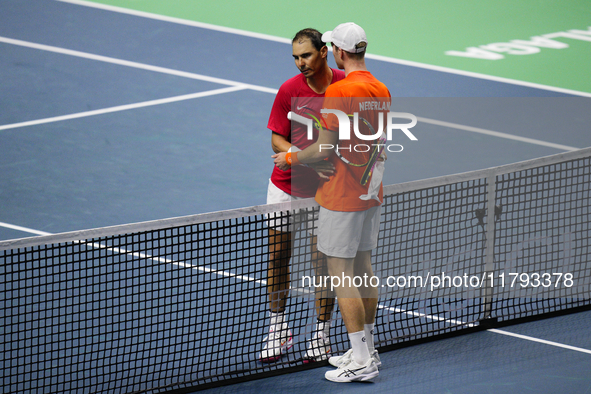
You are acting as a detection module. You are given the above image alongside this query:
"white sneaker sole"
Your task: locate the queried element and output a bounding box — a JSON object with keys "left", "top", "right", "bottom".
{"left": 325, "top": 369, "right": 379, "bottom": 383}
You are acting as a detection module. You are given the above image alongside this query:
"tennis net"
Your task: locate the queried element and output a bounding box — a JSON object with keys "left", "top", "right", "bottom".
{"left": 1, "top": 147, "right": 590, "bottom": 393}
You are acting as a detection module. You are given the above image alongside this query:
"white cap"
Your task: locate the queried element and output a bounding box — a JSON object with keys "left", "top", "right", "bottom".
{"left": 322, "top": 22, "right": 367, "bottom": 53}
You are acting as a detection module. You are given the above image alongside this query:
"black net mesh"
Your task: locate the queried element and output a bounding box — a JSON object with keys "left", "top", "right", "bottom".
{"left": 1, "top": 148, "right": 590, "bottom": 393}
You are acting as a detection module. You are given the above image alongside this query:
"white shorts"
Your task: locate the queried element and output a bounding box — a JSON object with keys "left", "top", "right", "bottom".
{"left": 266, "top": 179, "right": 317, "bottom": 234}
{"left": 317, "top": 205, "right": 381, "bottom": 259}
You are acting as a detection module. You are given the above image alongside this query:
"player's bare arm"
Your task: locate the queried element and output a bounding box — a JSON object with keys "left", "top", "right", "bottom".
{"left": 272, "top": 127, "right": 338, "bottom": 170}
{"left": 271, "top": 132, "right": 291, "bottom": 154}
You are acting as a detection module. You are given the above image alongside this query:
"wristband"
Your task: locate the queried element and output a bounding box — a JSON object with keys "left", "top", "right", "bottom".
{"left": 285, "top": 152, "right": 301, "bottom": 166}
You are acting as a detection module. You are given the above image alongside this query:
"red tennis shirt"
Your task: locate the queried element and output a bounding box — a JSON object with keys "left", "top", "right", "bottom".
{"left": 267, "top": 69, "right": 345, "bottom": 198}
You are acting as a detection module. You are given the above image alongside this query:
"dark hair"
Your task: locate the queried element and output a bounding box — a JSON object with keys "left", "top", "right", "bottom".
{"left": 292, "top": 28, "right": 325, "bottom": 51}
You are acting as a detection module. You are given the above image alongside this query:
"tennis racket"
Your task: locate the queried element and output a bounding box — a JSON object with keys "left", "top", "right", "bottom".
{"left": 288, "top": 108, "right": 328, "bottom": 140}
{"left": 288, "top": 110, "right": 385, "bottom": 185}
{"left": 335, "top": 114, "right": 386, "bottom": 186}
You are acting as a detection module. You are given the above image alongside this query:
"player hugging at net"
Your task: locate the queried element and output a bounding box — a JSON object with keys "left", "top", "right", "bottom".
{"left": 274, "top": 23, "right": 391, "bottom": 382}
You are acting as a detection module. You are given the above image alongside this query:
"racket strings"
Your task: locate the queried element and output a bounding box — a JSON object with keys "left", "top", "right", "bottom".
{"left": 335, "top": 114, "right": 384, "bottom": 167}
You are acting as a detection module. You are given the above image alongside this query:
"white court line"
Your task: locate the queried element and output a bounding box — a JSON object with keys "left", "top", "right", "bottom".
{"left": 57, "top": 0, "right": 292, "bottom": 45}
{"left": 378, "top": 304, "right": 472, "bottom": 327}
{"left": 0, "top": 221, "right": 267, "bottom": 285}
{"left": 368, "top": 53, "right": 591, "bottom": 98}
{"left": 417, "top": 116, "right": 579, "bottom": 151}
{"left": 0, "top": 222, "right": 51, "bottom": 236}
{"left": 379, "top": 303, "right": 591, "bottom": 355}
{"left": 0, "top": 36, "right": 578, "bottom": 151}
{"left": 488, "top": 328, "right": 591, "bottom": 355}
{"left": 0, "top": 86, "right": 247, "bottom": 131}
{"left": 57, "top": 0, "right": 591, "bottom": 98}
{"left": 0, "top": 36, "right": 278, "bottom": 95}
{"left": 2, "top": 221, "right": 589, "bottom": 355}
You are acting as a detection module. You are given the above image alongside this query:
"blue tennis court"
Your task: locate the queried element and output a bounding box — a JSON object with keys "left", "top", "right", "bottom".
{"left": 1, "top": 1, "right": 590, "bottom": 393}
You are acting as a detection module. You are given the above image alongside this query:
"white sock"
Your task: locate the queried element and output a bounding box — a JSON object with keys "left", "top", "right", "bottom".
{"left": 364, "top": 323, "right": 376, "bottom": 353}
{"left": 317, "top": 319, "right": 331, "bottom": 338}
{"left": 270, "top": 311, "right": 285, "bottom": 329}
{"left": 348, "top": 330, "right": 370, "bottom": 365}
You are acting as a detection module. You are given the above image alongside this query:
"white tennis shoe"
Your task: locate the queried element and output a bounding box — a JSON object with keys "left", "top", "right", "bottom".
{"left": 258, "top": 322, "right": 293, "bottom": 363}
{"left": 328, "top": 348, "right": 381, "bottom": 368}
{"left": 303, "top": 332, "right": 331, "bottom": 363}
{"left": 325, "top": 356, "right": 379, "bottom": 383}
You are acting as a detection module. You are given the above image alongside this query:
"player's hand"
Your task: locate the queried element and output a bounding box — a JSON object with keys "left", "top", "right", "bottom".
{"left": 272, "top": 152, "right": 290, "bottom": 171}
{"left": 308, "top": 160, "right": 335, "bottom": 180}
